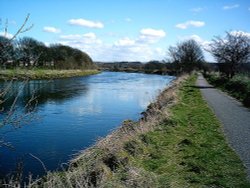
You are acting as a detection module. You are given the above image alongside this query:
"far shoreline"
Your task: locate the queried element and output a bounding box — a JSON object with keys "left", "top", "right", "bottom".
{"left": 0, "top": 69, "right": 101, "bottom": 81}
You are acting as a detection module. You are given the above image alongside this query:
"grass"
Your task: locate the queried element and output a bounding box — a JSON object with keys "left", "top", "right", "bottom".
{"left": 0, "top": 68, "right": 100, "bottom": 80}
{"left": 117, "top": 75, "right": 250, "bottom": 187}
{"left": 205, "top": 73, "right": 250, "bottom": 107}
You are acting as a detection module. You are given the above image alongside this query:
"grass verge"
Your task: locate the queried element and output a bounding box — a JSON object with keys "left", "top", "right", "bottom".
{"left": 0, "top": 69, "right": 100, "bottom": 80}
{"left": 205, "top": 73, "right": 250, "bottom": 107}
{"left": 124, "top": 75, "right": 249, "bottom": 187}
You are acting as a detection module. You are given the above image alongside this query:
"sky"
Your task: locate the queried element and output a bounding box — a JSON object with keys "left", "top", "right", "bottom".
{"left": 0, "top": 0, "right": 250, "bottom": 62}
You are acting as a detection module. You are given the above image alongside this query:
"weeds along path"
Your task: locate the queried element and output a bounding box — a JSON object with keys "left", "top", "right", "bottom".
{"left": 197, "top": 73, "right": 250, "bottom": 180}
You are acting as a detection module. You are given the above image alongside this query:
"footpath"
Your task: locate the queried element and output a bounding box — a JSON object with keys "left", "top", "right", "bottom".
{"left": 196, "top": 74, "right": 250, "bottom": 180}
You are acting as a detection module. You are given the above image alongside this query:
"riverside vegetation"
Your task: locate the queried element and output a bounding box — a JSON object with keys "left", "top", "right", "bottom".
{"left": 0, "top": 69, "right": 100, "bottom": 80}
{"left": 9, "top": 74, "right": 248, "bottom": 187}
{"left": 205, "top": 73, "right": 250, "bottom": 107}
{"left": 0, "top": 35, "right": 99, "bottom": 80}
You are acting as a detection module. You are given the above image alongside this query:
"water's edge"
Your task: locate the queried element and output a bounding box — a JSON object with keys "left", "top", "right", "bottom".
{"left": 0, "top": 72, "right": 173, "bottom": 180}
{"left": 34, "top": 75, "right": 186, "bottom": 186}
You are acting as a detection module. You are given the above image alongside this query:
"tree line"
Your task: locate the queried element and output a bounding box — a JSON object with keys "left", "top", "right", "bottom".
{"left": 1, "top": 31, "right": 250, "bottom": 77}
{"left": 99, "top": 31, "right": 250, "bottom": 78}
{"left": 0, "top": 36, "right": 95, "bottom": 69}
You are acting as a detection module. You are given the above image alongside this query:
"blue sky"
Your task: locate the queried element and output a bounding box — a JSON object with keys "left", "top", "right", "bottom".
{"left": 1, "top": 0, "right": 250, "bottom": 62}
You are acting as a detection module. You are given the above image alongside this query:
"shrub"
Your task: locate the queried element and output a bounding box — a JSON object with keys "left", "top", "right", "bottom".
{"left": 206, "top": 73, "right": 250, "bottom": 107}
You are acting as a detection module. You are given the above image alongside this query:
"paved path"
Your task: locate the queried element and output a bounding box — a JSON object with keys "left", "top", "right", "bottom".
{"left": 196, "top": 74, "right": 250, "bottom": 180}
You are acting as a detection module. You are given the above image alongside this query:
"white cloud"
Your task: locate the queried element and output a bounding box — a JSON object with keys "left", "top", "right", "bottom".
{"left": 109, "top": 44, "right": 165, "bottom": 62}
{"left": 176, "top": 20, "right": 205, "bottom": 29}
{"left": 114, "top": 37, "right": 135, "bottom": 46}
{"left": 107, "top": 29, "right": 166, "bottom": 61}
{"left": 60, "top": 33, "right": 97, "bottom": 40}
{"left": 68, "top": 18, "right": 104, "bottom": 28}
{"left": 56, "top": 28, "right": 166, "bottom": 62}
{"left": 66, "top": 42, "right": 164, "bottom": 62}
{"left": 0, "top": 32, "right": 13, "bottom": 39}
{"left": 43, "top": 26, "right": 61, "bottom": 33}
{"left": 140, "top": 28, "right": 166, "bottom": 38}
{"left": 180, "top": 34, "right": 211, "bottom": 48}
{"left": 44, "top": 42, "right": 50, "bottom": 47}
{"left": 190, "top": 7, "right": 203, "bottom": 12}
{"left": 182, "top": 31, "right": 250, "bottom": 52}
{"left": 59, "top": 32, "right": 102, "bottom": 46}
{"left": 138, "top": 28, "right": 166, "bottom": 43}
{"left": 60, "top": 34, "right": 82, "bottom": 40}
{"left": 230, "top": 30, "right": 250, "bottom": 38}
{"left": 83, "top": 32, "right": 96, "bottom": 38}
{"left": 223, "top": 4, "right": 239, "bottom": 10}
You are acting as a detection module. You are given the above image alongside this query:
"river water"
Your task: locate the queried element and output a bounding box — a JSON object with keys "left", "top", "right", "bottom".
{"left": 0, "top": 71, "right": 174, "bottom": 179}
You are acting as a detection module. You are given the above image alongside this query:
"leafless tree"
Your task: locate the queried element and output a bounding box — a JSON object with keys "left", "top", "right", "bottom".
{"left": 209, "top": 31, "right": 250, "bottom": 78}
{"left": 168, "top": 39, "right": 204, "bottom": 73}
{"left": 0, "top": 14, "right": 36, "bottom": 149}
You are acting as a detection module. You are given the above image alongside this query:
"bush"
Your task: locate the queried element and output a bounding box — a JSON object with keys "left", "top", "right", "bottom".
{"left": 206, "top": 73, "right": 250, "bottom": 107}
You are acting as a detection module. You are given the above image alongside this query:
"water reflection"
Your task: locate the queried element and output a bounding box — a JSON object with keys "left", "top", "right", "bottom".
{"left": 0, "top": 77, "right": 89, "bottom": 113}
{"left": 0, "top": 72, "right": 174, "bottom": 180}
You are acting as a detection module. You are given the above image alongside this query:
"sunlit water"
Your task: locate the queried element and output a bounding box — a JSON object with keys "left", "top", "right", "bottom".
{"left": 0, "top": 72, "right": 174, "bottom": 179}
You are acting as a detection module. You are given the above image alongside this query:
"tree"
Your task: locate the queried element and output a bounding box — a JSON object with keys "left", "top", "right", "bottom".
{"left": 49, "top": 44, "right": 94, "bottom": 69}
{"left": 168, "top": 39, "right": 204, "bottom": 73}
{"left": 0, "top": 14, "right": 35, "bottom": 149}
{"left": 16, "top": 37, "right": 45, "bottom": 67}
{"left": 0, "top": 36, "right": 14, "bottom": 67}
{"left": 209, "top": 32, "right": 250, "bottom": 78}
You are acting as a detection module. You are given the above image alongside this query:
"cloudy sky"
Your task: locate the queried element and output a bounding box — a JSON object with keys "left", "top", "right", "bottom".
{"left": 1, "top": 0, "right": 250, "bottom": 62}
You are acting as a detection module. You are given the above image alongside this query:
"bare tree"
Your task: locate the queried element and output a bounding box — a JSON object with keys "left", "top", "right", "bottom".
{"left": 209, "top": 31, "right": 250, "bottom": 78}
{"left": 0, "top": 14, "right": 33, "bottom": 68}
{"left": 9, "top": 14, "right": 33, "bottom": 41}
{"left": 0, "top": 14, "right": 36, "bottom": 148}
{"left": 168, "top": 39, "right": 204, "bottom": 73}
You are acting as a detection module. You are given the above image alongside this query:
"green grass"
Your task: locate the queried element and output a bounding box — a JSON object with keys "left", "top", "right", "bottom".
{"left": 205, "top": 73, "right": 250, "bottom": 107}
{"left": 119, "top": 75, "right": 250, "bottom": 187}
{"left": 0, "top": 68, "right": 100, "bottom": 80}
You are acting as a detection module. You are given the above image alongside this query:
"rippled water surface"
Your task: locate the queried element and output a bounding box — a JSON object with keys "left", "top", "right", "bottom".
{"left": 0, "top": 71, "right": 174, "bottom": 179}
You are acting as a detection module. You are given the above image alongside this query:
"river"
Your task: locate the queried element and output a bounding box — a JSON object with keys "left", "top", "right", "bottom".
{"left": 0, "top": 71, "right": 174, "bottom": 180}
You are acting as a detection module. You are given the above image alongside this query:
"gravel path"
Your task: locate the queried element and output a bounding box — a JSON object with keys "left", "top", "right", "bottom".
{"left": 196, "top": 74, "right": 250, "bottom": 180}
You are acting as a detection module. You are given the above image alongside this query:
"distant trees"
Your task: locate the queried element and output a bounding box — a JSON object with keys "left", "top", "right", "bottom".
{"left": 50, "top": 44, "right": 94, "bottom": 69}
{"left": 16, "top": 37, "right": 43, "bottom": 66}
{"left": 209, "top": 32, "right": 250, "bottom": 78}
{"left": 0, "top": 36, "right": 14, "bottom": 66}
{"left": 0, "top": 36, "right": 95, "bottom": 70}
{"left": 168, "top": 39, "right": 204, "bottom": 73}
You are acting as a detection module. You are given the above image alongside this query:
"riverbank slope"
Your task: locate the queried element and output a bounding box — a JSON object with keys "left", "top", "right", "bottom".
{"left": 10, "top": 74, "right": 249, "bottom": 187}
{"left": 0, "top": 69, "right": 100, "bottom": 80}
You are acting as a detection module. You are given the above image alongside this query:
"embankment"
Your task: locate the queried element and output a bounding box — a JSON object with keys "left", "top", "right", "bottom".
{"left": 0, "top": 69, "right": 100, "bottom": 80}
{"left": 11, "top": 74, "right": 249, "bottom": 187}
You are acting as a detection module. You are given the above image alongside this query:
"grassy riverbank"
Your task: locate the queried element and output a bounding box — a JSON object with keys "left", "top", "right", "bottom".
{"left": 0, "top": 69, "right": 100, "bottom": 80}
{"left": 8, "top": 74, "right": 248, "bottom": 187}
{"left": 130, "top": 75, "right": 250, "bottom": 187}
